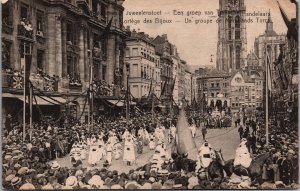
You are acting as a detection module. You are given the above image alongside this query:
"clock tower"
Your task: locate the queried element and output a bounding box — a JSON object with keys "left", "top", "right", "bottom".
{"left": 216, "top": 0, "right": 247, "bottom": 72}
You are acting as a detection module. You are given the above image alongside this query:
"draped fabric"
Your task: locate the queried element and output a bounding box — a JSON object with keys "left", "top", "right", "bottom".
{"left": 176, "top": 109, "right": 196, "bottom": 155}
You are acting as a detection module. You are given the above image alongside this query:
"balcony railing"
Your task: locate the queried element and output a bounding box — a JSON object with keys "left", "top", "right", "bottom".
{"left": 17, "top": 24, "right": 33, "bottom": 39}
{"left": 2, "top": 70, "right": 58, "bottom": 92}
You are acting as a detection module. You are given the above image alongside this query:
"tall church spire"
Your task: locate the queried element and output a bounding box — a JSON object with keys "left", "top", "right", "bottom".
{"left": 265, "top": 10, "right": 277, "bottom": 36}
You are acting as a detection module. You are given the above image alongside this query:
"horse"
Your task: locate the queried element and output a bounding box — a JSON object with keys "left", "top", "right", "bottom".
{"left": 207, "top": 149, "right": 226, "bottom": 182}
{"left": 223, "top": 152, "right": 270, "bottom": 182}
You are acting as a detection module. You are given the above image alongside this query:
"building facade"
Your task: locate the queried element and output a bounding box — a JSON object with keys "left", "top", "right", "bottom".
{"left": 184, "top": 70, "right": 192, "bottom": 104}
{"left": 124, "top": 30, "right": 161, "bottom": 99}
{"left": 2, "top": 0, "right": 127, "bottom": 124}
{"left": 230, "top": 71, "right": 263, "bottom": 112}
{"left": 216, "top": 0, "right": 247, "bottom": 72}
{"left": 152, "top": 34, "right": 174, "bottom": 102}
{"left": 197, "top": 73, "right": 231, "bottom": 110}
{"left": 253, "top": 14, "right": 287, "bottom": 90}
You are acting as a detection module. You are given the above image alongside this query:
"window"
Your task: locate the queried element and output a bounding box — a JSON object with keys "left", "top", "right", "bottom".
{"left": 132, "top": 48, "right": 138, "bottom": 56}
{"left": 211, "top": 83, "right": 214, "bottom": 88}
{"left": 37, "top": 50, "right": 44, "bottom": 71}
{"left": 20, "top": 4, "right": 28, "bottom": 20}
{"left": 125, "top": 48, "right": 130, "bottom": 57}
{"left": 236, "top": 46, "right": 241, "bottom": 69}
{"left": 67, "top": 56, "right": 78, "bottom": 78}
{"left": 102, "top": 65, "right": 106, "bottom": 80}
{"left": 100, "top": 3, "right": 107, "bottom": 19}
{"left": 232, "top": 103, "right": 235, "bottom": 107}
{"left": 216, "top": 83, "right": 219, "bottom": 87}
{"left": 211, "top": 93, "right": 214, "bottom": 97}
{"left": 235, "top": 16, "right": 240, "bottom": 28}
{"left": 132, "top": 64, "right": 138, "bottom": 77}
{"left": 36, "top": 10, "right": 44, "bottom": 34}
{"left": 235, "top": 30, "right": 240, "bottom": 39}
{"left": 67, "top": 22, "right": 74, "bottom": 44}
{"left": 2, "top": 41, "right": 11, "bottom": 69}
{"left": 92, "top": 0, "right": 98, "bottom": 14}
{"left": 2, "top": 1, "right": 12, "bottom": 26}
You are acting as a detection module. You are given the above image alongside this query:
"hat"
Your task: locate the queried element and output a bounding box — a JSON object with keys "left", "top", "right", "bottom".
{"left": 41, "top": 184, "right": 54, "bottom": 190}
{"left": 162, "top": 180, "right": 175, "bottom": 189}
{"left": 149, "top": 177, "right": 155, "bottom": 183}
{"left": 19, "top": 182, "right": 35, "bottom": 190}
{"left": 288, "top": 149, "right": 295, "bottom": 155}
{"left": 4, "top": 155, "right": 12, "bottom": 160}
{"left": 65, "top": 176, "right": 77, "bottom": 187}
{"left": 151, "top": 182, "right": 162, "bottom": 189}
{"left": 125, "top": 182, "right": 141, "bottom": 189}
{"left": 103, "top": 177, "right": 113, "bottom": 186}
{"left": 11, "top": 176, "right": 22, "bottom": 186}
{"left": 141, "top": 182, "right": 152, "bottom": 189}
{"left": 111, "top": 184, "right": 124, "bottom": 189}
{"left": 18, "top": 167, "right": 29, "bottom": 175}
{"left": 51, "top": 161, "right": 60, "bottom": 170}
{"left": 5, "top": 174, "right": 15, "bottom": 182}
{"left": 75, "top": 170, "right": 83, "bottom": 177}
{"left": 88, "top": 175, "right": 103, "bottom": 188}
{"left": 188, "top": 176, "right": 198, "bottom": 189}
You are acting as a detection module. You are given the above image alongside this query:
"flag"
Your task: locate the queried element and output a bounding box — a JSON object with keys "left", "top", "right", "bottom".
{"left": 160, "top": 80, "right": 167, "bottom": 98}
{"left": 176, "top": 107, "right": 197, "bottom": 155}
{"left": 99, "top": 17, "right": 113, "bottom": 40}
{"left": 266, "top": 51, "right": 272, "bottom": 91}
{"left": 277, "top": 1, "right": 298, "bottom": 42}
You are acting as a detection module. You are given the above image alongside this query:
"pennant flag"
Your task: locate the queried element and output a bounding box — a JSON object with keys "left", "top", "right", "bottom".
{"left": 266, "top": 51, "right": 272, "bottom": 91}
{"left": 277, "top": 1, "right": 298, "bottom": 42}
{"left": 176, "top": 103, "right": 196, "bottom": 155}
{"left": 99, "top": 17, "right": 113, "bottom": 40}
{"left": 160, "top": 80, "right": 167, "bottom": 98}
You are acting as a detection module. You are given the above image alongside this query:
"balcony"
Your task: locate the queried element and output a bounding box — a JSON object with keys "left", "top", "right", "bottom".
{"left": 2, "top": 70, "right": 24, "bottom": 89}
{"left": 17, "top": 24, "right": 34, "bottom": 41}
{"left": 2, "top": 69, "right": 59, "bottom": 92}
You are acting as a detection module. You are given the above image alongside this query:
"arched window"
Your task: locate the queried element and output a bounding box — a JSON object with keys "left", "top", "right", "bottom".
{"left": 228, "top": 16, "right": 232, "bottom": 40}
{"left": 235, "top": 15, "right": 240, "bottom": 28}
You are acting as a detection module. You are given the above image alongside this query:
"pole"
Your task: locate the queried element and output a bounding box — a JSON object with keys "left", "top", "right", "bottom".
{"left": 126, "top": 73, "right": 130, "bottom": 126}
{"left": 265, "top": 46, "right": 269, "bottom": 146}
{"left": 151, "top": 92, "right": 154, "bottom": 123}
{"left": 22, "top": 43, "right": 26, "bottom": 142}
{"left": 90, "top": 57, "right": 93, "bottom": 131}
{"left": 29, "top": 82, "right": 33, "bottom": 141}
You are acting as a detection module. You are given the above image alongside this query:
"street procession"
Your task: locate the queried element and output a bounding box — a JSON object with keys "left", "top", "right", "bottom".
{"left": 1, "top": 0, "right": 299, "bottom": 190}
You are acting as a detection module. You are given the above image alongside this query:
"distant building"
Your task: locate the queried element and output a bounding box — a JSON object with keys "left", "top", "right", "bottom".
{"left": 196, "top": 72, "right": 231, "bottom": 110}
{"left": 152, "top": 34, "right": 174, "bottom": 102}
{"left": 253, "top": 13, "right": 287, "bottom": 90}
{"left": 124, "top": 30, "right": 161, "bottom": 99}
{"left": 184, "top": 70, "right": 192, "bottom": 104}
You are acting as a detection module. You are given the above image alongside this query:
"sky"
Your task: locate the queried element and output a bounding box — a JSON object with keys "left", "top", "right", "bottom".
{"left": 122, "top": 0, "right": 296, "bottom": 67}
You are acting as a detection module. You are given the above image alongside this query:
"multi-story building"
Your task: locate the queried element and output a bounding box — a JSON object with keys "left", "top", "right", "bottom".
{"left": 178, "top": 59, "right": 187, "bottom": 103}
{"left": 124, "top": 30, "right": 161, "bottom": 99}
{"left": 152, "top": 34, "right": 174, "bottom": 102}
{"left": 171, "top": 44, "right": 180, "bottom": 105}
{"left": 184, "top": 70, "right": 192, "bottom": 104}
{"left": 216, "top": 0, "right": 247, "bottom": 72}
{"left": 2, "top": 0, "right": 127, "bottom": 124}
{"left": 197, "top": 71, "right": 231, "bottom": 110}
{"left": 230, "top": 71, "right": 263, "bottom": 111}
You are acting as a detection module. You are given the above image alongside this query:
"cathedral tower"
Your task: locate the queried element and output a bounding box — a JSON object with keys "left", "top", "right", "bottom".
{"left": 216, "top": 0, "right": 247, "bottom": 72}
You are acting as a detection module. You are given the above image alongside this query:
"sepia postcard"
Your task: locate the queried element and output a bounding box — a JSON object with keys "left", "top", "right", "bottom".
{"left": 1, "top": 0, "right": 298, "bottom": 190}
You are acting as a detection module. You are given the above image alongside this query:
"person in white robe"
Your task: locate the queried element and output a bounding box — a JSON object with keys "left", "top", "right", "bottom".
{"left": 113, "top": 142, "right": 122, "bottom": 160}
{"left": 190, "top": 123, "right": 196, "bottom": 138}
{"left": 105, "top": 141, "right": 113, "bottom": 165}
{"left": 233, "top": 138, "right": 252, "bottom": 168}
{"left": 149, "top": 133, "right": 156, "bottom": 150}
{"left": 97, "top": 137, "right": 105, "bottom": 161}
{"left": 122, "top": 129, "right": 130, "bottom": 142}
{"left": 88, "top": 135, "right": 99, "bottom": 166}
{"left": 196, "top": 141, "right": 215, "bottom": 171}
{"left": 123, "top": 137, "right": 136, "bottom": 166}
{"left": 143, "top": 129, "right": 150, "bottom": 146}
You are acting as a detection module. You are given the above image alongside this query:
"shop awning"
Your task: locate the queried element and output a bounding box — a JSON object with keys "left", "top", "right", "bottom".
{"left": 107, "top": 100, "right": 125, "bottom": 107}
{"left": 3, "top": 93, "right": 67, "bottom": 105}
